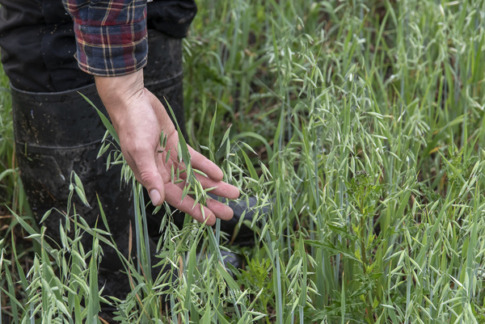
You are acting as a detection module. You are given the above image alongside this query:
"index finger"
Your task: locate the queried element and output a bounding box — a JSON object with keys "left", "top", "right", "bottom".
{"left": 188, "top": 146, "right": 224, "bottom": 182}
{"left": 164, "top": 182, "right": 216, "bottom": 226}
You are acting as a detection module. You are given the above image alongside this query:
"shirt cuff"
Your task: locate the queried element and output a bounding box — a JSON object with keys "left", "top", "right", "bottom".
{"left": 70, "top": 5, "right": 148, "bottom": 76}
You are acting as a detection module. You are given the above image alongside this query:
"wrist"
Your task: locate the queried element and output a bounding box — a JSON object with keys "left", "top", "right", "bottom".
{"left": 95, "top": 69, "right": 144, "bottom": 102}
{"left": 95, "top": 69, "right": 145, "bottom": 127}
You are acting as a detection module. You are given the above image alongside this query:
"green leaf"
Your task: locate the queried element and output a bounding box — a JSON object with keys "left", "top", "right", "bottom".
{"left": 79, "top": 92, "right": 119, "bottom": 145}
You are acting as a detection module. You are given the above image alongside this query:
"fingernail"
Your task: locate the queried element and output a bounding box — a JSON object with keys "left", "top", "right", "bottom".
{"left": 149, "top": 189, "right": 161, "bottom": 205}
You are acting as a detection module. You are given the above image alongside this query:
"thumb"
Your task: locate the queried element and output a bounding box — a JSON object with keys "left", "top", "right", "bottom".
{"left": 128, "top": 151, "right": 165, "bottom": 206}
{"left": 141, "top": 169, "right": 165, "bottom": 206}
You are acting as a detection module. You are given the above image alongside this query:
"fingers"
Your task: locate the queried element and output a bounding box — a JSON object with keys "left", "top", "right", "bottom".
{"left": 175, "top": 169, "right": 240, "bottom": 200}
{"left": 194, "top": 177, "right": 240, "bottom": 200}
{"left": 161, "top": 137, "right": 240, "bottom": 200}
{"left": 171, "top": 179, "right": 234, "bottom": 221}
{"left": 206, "top": 198, "right": 234, "bottom": 221}
{"left": 164, "top": 142, "right": 224, "bottom": 181}
{"left": 188, "top": 146, "right": 224, "bottom": 181}
{"left": 164, "top": 182, "right": 217, "bottom": 225}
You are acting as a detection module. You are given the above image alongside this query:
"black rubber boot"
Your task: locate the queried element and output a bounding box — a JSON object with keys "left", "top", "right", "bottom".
{"left": 11, "top": 83, "right": 173, "bottom": 323}
{"left": 11, "top": 84, "right": 135, "bottom": 297}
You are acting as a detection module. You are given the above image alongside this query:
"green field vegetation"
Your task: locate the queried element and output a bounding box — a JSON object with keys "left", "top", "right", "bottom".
{"left": 2, "top": 0, "right": 485, "bottom": 322}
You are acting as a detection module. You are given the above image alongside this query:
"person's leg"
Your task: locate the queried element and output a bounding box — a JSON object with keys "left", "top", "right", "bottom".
{"left": 10, "top": 83, "right": 135, "bottom": 293}
{"left": 0, "top": 1, "right": 138, "bottom": 306}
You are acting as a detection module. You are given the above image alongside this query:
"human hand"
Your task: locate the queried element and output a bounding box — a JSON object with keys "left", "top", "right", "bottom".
{"left": 95, "top": 70, "right": 239, "bottom": 225}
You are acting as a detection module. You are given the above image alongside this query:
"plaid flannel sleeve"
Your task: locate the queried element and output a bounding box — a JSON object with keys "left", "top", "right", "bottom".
{"left": 63, "top": 0, "right": 148, "bottom": 76}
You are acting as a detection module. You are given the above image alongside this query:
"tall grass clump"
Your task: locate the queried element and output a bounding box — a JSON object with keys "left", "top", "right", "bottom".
{"left": 2, "top": 0, "right": 485, "bottom": 322}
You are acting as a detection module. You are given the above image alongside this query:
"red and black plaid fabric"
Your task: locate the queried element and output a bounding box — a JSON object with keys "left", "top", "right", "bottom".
{"left": 63, "top": 0, "right": 148, "bottom": 76}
